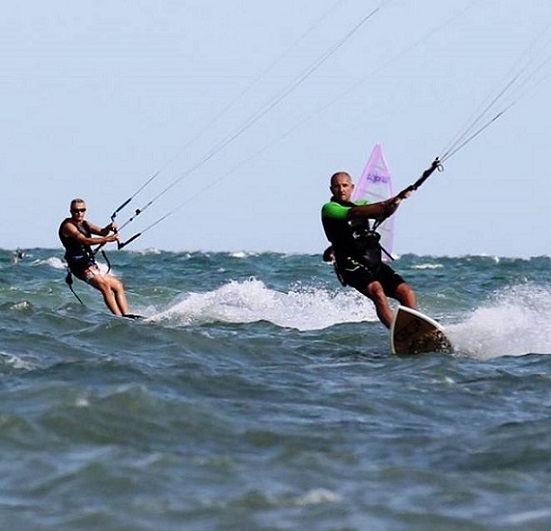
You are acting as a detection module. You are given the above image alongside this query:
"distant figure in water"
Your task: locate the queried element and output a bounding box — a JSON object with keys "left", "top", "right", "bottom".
{"left": 321, "top": 171, "right": 416, "bottom": 328}
{"left": 12, "top": 248, "right": 26, "bottom": 264}
{"left": 58, "top": 198, "right": 131, "bottom": 316}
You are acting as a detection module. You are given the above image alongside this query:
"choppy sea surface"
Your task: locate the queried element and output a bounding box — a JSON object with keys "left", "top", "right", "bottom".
{"left": 2, "top": 248, "right": 551, "bottom": 530}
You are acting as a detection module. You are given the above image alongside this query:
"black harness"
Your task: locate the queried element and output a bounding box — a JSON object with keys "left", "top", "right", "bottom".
{"left": 323, "top": 199, "right": 393, "bottom": 286}
{"left": 59, "top": 219, "right": 112, "bottom": 305}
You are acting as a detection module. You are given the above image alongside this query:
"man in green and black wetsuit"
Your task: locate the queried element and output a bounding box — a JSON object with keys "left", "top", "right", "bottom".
{"left": 321, "top": 171, "right": 416, "bottom": 328}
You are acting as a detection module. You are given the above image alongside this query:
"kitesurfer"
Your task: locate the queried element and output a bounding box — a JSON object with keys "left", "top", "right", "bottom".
{"left": 321, "top": 171, "right": 416, "bottom": 328}
{"left": 59, "top": 198, "right": 130, "bottom": 316}
{"left": 12, "top": 248, "right": 25, "bottom": 264}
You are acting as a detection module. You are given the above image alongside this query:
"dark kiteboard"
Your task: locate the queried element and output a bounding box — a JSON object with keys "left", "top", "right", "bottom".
{"left": 390, "top": 305, "right": 452, "bottom": 355}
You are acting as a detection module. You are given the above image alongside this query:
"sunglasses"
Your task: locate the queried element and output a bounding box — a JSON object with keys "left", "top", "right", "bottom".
{"left": 71, "top": 208, "right": 86, "bottom": 213}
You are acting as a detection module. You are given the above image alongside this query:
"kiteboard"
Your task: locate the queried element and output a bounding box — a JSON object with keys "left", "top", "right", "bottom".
{"left": 390, "top": 305, "right": 452, "bottom": 355}
{"left": 122, "top": 313, "right": 145, "bottom": 320}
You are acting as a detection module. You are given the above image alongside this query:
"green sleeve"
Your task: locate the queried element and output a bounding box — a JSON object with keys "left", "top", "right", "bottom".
{"left": 321, "top": 200, "right": 369, "bottom": 219}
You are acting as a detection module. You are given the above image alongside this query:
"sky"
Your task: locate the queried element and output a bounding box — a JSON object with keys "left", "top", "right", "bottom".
{"left": 2, "top": 0, "right": 551, "bottom": 257}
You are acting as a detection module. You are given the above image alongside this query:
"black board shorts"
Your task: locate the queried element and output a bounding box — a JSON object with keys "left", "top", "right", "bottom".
{"left": 340, "top": 262, "right": 406, "bottom": 297}
{"left": 67, "top": 257, "right": 100, "bottom": 283}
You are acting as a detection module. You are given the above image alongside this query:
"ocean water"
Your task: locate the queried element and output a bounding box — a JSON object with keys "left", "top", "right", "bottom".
{"left": 2, "top": 248, "right": 551, "bottom": 530}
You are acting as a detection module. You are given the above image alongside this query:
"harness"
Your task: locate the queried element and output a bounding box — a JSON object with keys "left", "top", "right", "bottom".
{"left": 59, "top": 219, "right": 101, "bottom": 304}
{"left": 322, "top": 199, "right": 392, "bottom": 286}
{"left": 59, "top": 220, "right": 95, "bottom": 264}
{"left": 334, "top": 227, "right": 382, "bottom": 286}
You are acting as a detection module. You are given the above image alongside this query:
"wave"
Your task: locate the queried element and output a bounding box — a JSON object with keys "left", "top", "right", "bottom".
{"left": 131, "top": 247, "right": 163, "bottom": 256}
{"left": 411, "top": 263, "right": 444, "bottom": 270}
{"left": 0, "top": 351, "right": 37, "bottom": 371}
{"left": 448, "top": 284, "right": 551, "bottom": 359}
{"left": 147, "top": 277, "right": 378, "bottom": 331}
{"left": 40, "top": 256, "right": 66, "bottom": 270}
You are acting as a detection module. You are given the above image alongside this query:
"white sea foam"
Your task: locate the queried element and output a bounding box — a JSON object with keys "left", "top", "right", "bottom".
{"left": 447, "top": 284, "right": 551, "bottom": 359}
{"left": 44, "top": 256, "right": 66, "bottom": 269}
{"left": 411, "top": 263, "right": 443, "bottom": 270}
{"left": 10, "top": 301, "right": 31, "bottom": 311}
{"left": 0, "top": 351, "right": 36, "bottom": 370}
{"left": 229, "top": 250, "right": 258, "bottom": 259}
{"left": 295, "top": 488, "right": 341, "bottom": 506}
{"left": 149, "top": 277, "right": 378, "bottom": 330}
{"left": 133, "top": 248, "right": 162, "bottom": 255}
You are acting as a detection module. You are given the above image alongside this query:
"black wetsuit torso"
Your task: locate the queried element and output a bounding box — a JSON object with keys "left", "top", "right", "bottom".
{"left": 321, "top": 199, "right": 382, "bottom": 273}
{"left": 58, "top": 219, "right": 96, "bottom": 280}
{"left": 321, "top": 199, "right": 404, "bottom": 295}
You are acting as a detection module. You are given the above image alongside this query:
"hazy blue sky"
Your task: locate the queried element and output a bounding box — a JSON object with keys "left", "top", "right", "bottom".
{"left": 2, "top": 0, "right": 550, "bottom": 257}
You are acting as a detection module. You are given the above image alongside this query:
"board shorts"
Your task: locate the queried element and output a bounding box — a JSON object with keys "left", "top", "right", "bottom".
{"left": 338, "top": 261, "right": 406, "bottom": 298}
{"left": 67, "top": 257, "right": 102, "bottom": 283}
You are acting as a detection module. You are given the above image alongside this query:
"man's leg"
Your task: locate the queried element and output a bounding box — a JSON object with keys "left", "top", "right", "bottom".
{"left": 364, "top": 281, "right": 394, "bottom": 328}
{"left": 394, "top": 282, "right": 416, "bottom": 310}
{"left": 109, "top": 276, "right": 129, "bottom": 315}
{"left": 89, "top": 275, "right": 127, "bottom": 316}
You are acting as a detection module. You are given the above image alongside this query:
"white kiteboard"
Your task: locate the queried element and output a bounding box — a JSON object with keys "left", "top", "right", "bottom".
{"left": 390, "top": 305, "right": 452, "bottom": 355}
